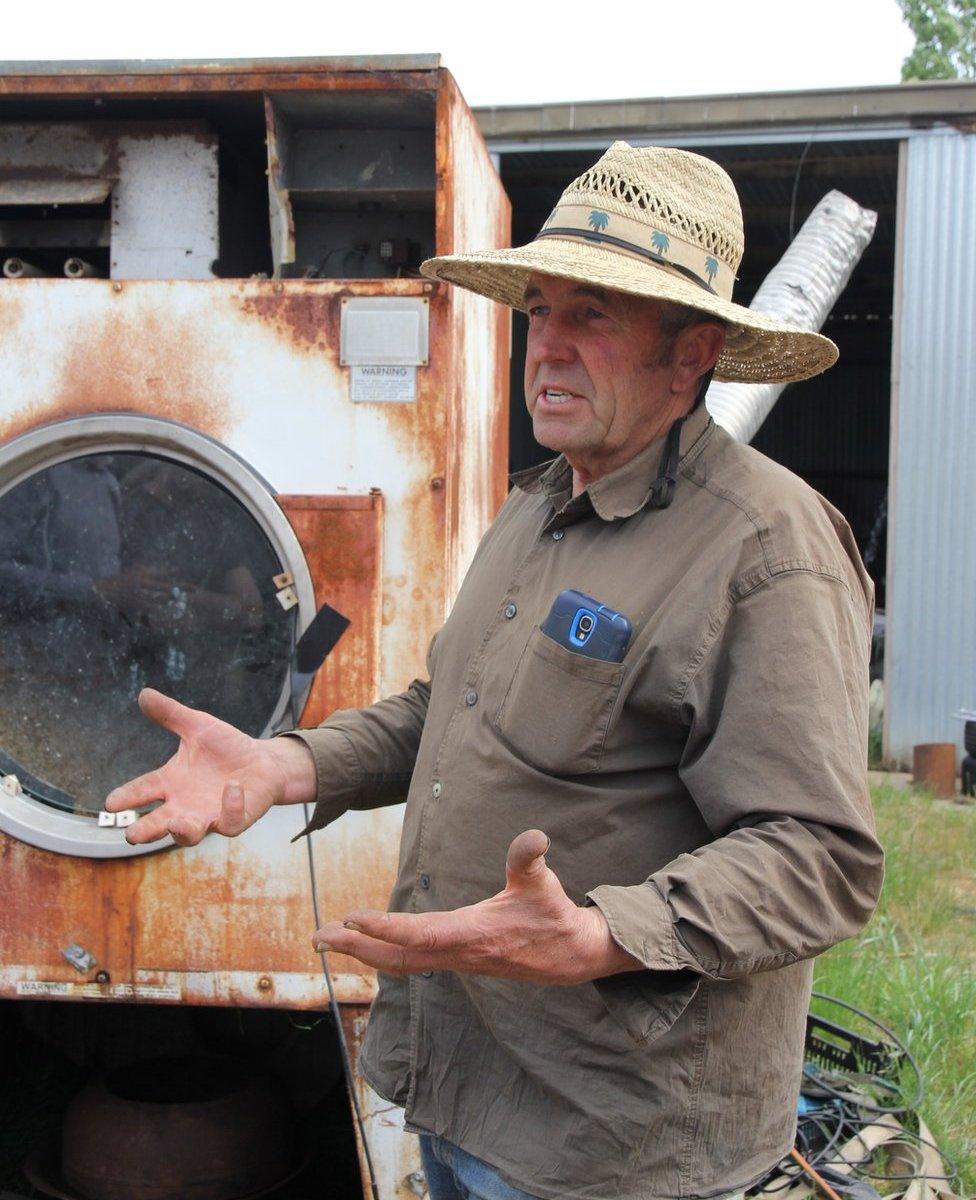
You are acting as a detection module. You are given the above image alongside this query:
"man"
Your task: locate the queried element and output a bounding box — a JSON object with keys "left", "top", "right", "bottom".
{"left": 107, "top": 144, "right": 883, "bottom": 1200}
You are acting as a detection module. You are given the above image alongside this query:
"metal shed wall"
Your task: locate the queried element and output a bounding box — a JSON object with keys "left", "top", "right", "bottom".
{"left": 886, "top": 130, "right": 976, "bottom": 764}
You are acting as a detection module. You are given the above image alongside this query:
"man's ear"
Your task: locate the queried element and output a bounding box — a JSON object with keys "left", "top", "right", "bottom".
{"left": 671, "top": 322, "right": 726, "bottom": 397}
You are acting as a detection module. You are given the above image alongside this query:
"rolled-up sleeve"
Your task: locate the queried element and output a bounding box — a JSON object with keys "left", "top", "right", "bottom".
{"left": 588, "top": 565, "right": 884, "bottom": 981}
{"left": 285, "top": 634, "right": 438, "bottom": 835}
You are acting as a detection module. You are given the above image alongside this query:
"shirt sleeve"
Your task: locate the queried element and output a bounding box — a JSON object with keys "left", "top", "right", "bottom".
{"left": 587, "top": 566, "right": 884, "bottom": 985}
{"left": 284, "top": 632, "right": 439, "bottom": 835}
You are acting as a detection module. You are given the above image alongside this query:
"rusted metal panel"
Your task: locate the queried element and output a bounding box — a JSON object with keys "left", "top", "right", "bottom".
{"left": 0, "top": 278, "right": 447, "bottom": 1003}
{"left": 264, "top": 95, "right": 296, "bottom": 275}
{"left": 0, "top": 61, "right": 440, "bottom": 99}
{"left": 278, "top": 493, "right": 384, "bottom": 725}
{"left": 438, "top": 72, "right": 512, "bottom": 601}
{"left": 340, "top": 1002, "right": 426, "bottom": 1200}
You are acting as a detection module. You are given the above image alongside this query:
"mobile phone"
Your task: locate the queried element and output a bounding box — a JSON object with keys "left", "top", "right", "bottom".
{"left": 540, "top": 589, "right": 632, "bottom": 663}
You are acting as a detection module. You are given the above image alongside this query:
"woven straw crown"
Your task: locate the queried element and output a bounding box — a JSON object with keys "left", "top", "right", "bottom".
{"left": 421, "top": 142, "right": 837, "bottom": 385}
{"left": 564, "top": 143, "right": 745, "bottom": 275}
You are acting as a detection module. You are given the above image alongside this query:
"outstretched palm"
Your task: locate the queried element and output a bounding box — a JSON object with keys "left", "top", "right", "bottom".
{"left": 104, "top": 689, "right": 313, "bottom": 846}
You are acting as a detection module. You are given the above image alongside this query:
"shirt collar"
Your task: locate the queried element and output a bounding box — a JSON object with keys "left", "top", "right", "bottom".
{"left": 510, "top": 403, "right": 715, "bottom": 521}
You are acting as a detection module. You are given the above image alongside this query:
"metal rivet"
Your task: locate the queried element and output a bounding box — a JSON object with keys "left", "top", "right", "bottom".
{"left": 432, "top": 781, "right": 442, "bottom": 798}
{"left": 465, "top": 689, "right": 478, "bottom": 707}
{"left": 552, "top": 529, "right": 565, "bottom": 541}
{"left": 504, "top": 602, "right": 517, "bottom": 619}
{"left": 257, "top": 975, "right": 273, "bottom": 992}
{"left": 420, "top": 873, "right": 430, "bottom": 890}
{"left": 430, "top": 476, "right": 445, "bottom": 490}
{"left": 111, "top": 282, "right": 122, "bottom": 293}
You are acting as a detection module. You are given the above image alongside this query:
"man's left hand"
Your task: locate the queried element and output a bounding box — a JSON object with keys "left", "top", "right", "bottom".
{"left": 311, "top": 829, "right": 643, "bottom": 985}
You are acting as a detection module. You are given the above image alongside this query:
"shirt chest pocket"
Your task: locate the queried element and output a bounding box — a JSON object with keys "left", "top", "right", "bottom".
{"left": 492, "top": 625, "right": 625, "bottom": 775}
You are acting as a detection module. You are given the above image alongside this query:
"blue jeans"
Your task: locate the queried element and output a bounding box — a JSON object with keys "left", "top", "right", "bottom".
{"left": 420, "top": 1134, "right": 541, "bottom": 1200}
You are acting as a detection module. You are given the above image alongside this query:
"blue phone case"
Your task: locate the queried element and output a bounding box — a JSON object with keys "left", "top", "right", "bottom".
{"left": 540, "top": 589, "right": 632, "bottom": 663}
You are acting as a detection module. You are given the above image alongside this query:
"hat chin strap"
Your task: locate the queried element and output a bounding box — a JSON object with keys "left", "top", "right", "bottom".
{"left": 648, "top": 368, "right": 713, "bottom": 510}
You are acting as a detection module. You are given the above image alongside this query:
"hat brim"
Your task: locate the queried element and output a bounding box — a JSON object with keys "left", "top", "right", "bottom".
{"left": 421, "top": 235, "right": 837, "bottom": 385}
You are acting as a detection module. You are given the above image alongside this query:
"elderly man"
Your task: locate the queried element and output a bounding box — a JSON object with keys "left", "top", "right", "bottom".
{"left": 107, "top": 144, "right": 883, "bottom": 1200}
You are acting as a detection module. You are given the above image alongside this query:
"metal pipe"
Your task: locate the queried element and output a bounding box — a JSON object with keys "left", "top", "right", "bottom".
{"left": 64, "top": 257, "right": 99, "bottom": 278}
{"left": 3, "top": 257, "right": 48, "bottom": 278}
{"left": 706, "top": 189, "right": 877, "bottom": 444}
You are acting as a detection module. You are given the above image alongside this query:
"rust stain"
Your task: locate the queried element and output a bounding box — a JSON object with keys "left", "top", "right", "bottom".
{"left": 279, "top": 492, "right": 383, "bottom": 726}
{"left": 0, "top": 289, "right": 234, "bottom": 445}
{"left": 0, "top": 834, "right": 150, "bottom": 981}
{"left": 0, "top": 69, "right": 437, "bottom": 99}
{"left": 238, "top": 290, "right": 338, "bottom": 353}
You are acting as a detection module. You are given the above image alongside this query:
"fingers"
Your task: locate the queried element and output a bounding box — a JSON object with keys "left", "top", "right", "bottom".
{"left": 104, "top": 768, "right": 167, "bottom": 812}
{"left": 137, "top": 688, "right": 208, "bottom": 739}
{"left": 214, "top": 781, "right": 250, "bottom": 837}
{"left": 121, "top": 805, "right": 175, "bottom": 846}
{"left": 166, "top": 814, "right": 210, "bottom": 847}
{"left": 339, "top": 909, "right": 457, "bottom": 951}
{"left": 505, "top": 828, "right": 551, "bottom": 886}
{"left": 311, "top": 921, "right": 440, "bottom": 976}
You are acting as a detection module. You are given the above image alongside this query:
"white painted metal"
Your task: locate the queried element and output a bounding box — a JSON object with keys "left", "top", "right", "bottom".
{"left": 112, "top": 132, "right": 218, "bottom": 279}
{"left": 707, "top": 190, "right": 877, "bottom": 444}
{"left": 885, "top": 131, "right": 976, "bottom": 766}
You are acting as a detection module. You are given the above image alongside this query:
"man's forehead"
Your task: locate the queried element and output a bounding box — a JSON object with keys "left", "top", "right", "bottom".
{"left": 523, "top": 275, "right": 623, "bottom": 307}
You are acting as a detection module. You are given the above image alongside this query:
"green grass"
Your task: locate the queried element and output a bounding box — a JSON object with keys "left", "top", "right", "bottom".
{"left": 813, "top": 783, "right": 976, "bottom": 1196}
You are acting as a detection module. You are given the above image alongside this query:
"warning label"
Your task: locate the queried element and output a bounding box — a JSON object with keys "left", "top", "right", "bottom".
{"left": 350, "top": 364, "right": 417, "bottom": 403}
{"left": 16, "top": 980, "right": 181, "bottom": 1001}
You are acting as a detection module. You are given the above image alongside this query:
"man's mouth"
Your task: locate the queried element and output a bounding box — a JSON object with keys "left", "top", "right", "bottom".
{"left": 538, "top": 388, "right": 582, "bottom": 406}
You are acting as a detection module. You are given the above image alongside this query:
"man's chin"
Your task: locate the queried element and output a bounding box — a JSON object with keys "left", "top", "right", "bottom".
{"left": 531, "top": 416, "right": 593, "bottom": 456}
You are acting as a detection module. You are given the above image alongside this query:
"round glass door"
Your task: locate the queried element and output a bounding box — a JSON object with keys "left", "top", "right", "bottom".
{"left": 0, "top": 416, "right": 314, "bottom": 856}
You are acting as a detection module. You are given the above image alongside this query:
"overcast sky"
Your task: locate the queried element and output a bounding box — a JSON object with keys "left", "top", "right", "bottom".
{"left": 3, "top": 0, "right": 916, "bottom": 108}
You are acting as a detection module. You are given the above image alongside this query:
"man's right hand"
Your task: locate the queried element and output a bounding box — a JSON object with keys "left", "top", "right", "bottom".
{"left": 103, "top": 688, "right": 318, "bottom": 846}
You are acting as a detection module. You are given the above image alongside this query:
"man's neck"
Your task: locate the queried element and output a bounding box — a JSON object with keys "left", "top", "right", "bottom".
{"left": 568, "top": 401, "right": 695, "bottom": 498}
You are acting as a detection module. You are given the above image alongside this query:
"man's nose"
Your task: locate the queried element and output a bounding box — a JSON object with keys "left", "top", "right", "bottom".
{"left": 529, "top": 312, "right": 577, "bottom": 362}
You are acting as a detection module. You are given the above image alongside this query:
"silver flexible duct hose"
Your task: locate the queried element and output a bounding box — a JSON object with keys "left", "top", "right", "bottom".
{"left": 706, "top": 189, "right": 877, "bottom": 444}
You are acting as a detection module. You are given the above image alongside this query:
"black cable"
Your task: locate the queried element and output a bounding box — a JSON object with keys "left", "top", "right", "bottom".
{"left": 809, "top": 992, "right": 924, "bottom": 1113}
{"left": 303, "top": 808, "right": 382, "bottom": 1200}
{"left": 788, "top": 137, "right": 813, "bottom": 243}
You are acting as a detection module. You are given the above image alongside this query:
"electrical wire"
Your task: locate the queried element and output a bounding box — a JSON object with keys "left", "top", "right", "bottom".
{"left": 789, "top": 1148, "right": 846, "bottom": 1200}
{"left": 787, "top": 137, "right": 813, "bottom": 243}
{"left": 752, "top": 994, "right": 951, "bottom": 1198}
{"left": 809, "top": 992, "right": 924, "bottom": 1112}
{"left": 304, "top": 806, "right": 382, "bottom": 1200}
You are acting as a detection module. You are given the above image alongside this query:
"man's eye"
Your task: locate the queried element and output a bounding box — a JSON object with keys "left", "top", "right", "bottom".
{"left": 586, "top": 307, "right": 607, "bottom": 320}
{"left": 527, "top": 305, "right": 548, "bottom": 319}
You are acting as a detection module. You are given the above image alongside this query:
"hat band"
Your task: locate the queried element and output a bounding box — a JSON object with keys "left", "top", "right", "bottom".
{"left": 535, "top": 202, "right": 735, "bottom": 300}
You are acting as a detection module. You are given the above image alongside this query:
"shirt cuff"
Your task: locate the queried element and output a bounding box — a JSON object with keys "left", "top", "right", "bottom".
{"left": 586, "top": 880, "right": 683, "bottom": 970}
{"left": 278, "top": 727, "right": 364, "bottom": 837}
{"left": 586, "top": 881, "right": 700, "bottom": 1045}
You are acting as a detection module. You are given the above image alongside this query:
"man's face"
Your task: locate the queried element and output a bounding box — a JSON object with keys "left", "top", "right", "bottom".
{"left": 523, "top": 273, "right": 691, "bottom": 483}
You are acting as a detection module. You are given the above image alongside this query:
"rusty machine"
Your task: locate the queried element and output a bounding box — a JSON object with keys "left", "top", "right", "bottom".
{"left": 0, "top": 56, "right": 510, "bottom": 1199}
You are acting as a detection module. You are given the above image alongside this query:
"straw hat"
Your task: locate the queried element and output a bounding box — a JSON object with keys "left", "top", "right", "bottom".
{"left": 421, "top": 142, "right": 837, "bottom": 384}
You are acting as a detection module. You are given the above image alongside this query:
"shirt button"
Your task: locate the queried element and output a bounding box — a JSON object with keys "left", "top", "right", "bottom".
{"left": 420, "top": 971, "right": 433, "bottom": 979}
{"left": 432, "top": 781, "right": 442, "bottom": 798}
{"left": 464, "top": 688, "right": 478, "bottom": 706}
{"left": 420, "top": 873, "right": 430, "bottom": 889}
{"left": 503, "top": 602, "right": 517, "bottom": 619}
{"left": 551, "top": 529, "right": 564, "bottom": 541}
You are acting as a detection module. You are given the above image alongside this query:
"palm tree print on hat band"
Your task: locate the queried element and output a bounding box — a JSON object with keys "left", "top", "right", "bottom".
{"left": 536, "top": 202, "right": 736, "bottom": 299}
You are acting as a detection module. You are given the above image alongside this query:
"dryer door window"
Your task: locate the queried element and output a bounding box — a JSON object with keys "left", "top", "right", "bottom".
{"left": 0, "top": 451, "right": 296, "bottom": 819}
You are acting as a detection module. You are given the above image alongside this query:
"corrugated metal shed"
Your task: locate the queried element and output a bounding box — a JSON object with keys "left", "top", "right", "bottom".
{"left": 886, "top": 131, "right": 976, "bottom": 764}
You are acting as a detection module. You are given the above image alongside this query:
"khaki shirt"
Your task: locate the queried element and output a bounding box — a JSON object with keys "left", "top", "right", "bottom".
{"left": 294, "top": 404, "right": 883, "bottom": 1200}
